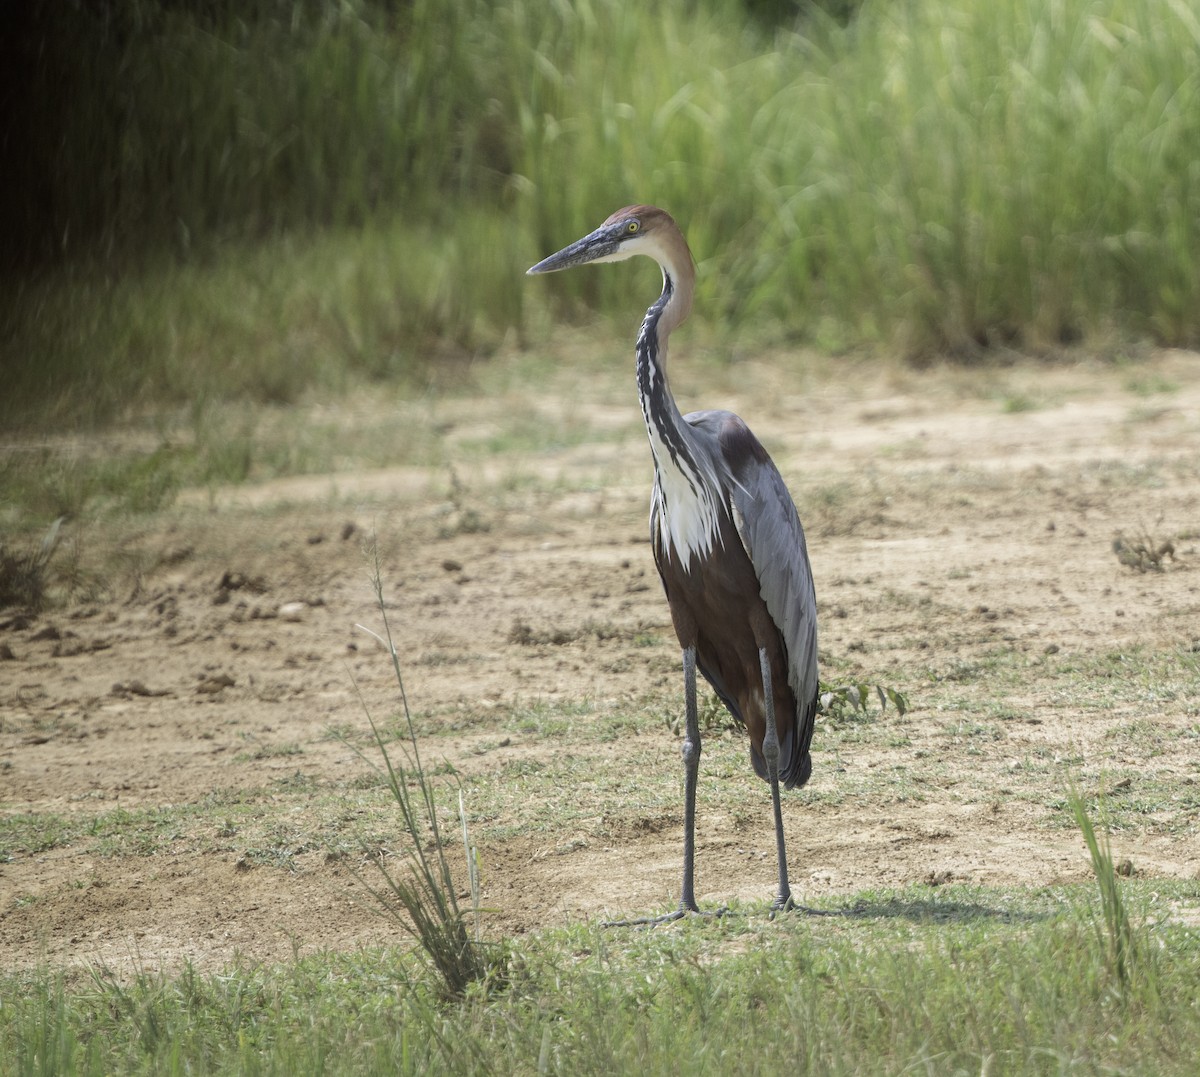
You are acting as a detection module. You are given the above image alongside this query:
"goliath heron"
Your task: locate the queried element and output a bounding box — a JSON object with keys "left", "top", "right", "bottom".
{"left": 528, "top": 205, "right": 818, "bottom": 919}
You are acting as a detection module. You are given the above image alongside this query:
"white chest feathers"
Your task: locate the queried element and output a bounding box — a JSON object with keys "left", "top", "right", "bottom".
{"left": 649, "top": 427, "right": 723, "bottom": 573}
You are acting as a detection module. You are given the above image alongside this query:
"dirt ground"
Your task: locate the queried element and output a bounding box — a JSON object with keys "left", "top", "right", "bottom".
{"left": 3, "top": 347, "right": 1199, "bottom": 973}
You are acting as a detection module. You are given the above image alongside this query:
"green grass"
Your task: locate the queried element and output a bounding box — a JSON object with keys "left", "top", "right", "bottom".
{"left": 3, "top": 880, "right": 1199, "bottom": 1074}
{"left": 6, "top": 0, "right": 1200, "bottom": 433}
{"left": 3, "top": 214, "right": 527, "bottom": 432}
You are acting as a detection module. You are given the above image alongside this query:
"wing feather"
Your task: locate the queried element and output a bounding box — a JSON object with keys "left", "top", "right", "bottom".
{"left": 688, "top": 410, "right": 819, "bottom": 787}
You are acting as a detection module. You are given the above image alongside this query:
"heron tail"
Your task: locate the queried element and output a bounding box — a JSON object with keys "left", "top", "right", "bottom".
{"left": 750, "top": 690, "right": 816, "bottom": 790}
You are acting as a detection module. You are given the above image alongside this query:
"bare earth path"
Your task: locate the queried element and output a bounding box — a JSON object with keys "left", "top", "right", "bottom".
{"left": 3, "top": 348, "right": 1199, "bottom": 972}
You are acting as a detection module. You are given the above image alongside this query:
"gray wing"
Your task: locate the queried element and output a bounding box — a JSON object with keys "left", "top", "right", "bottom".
{"left": 688, "top": 410, "right": 819, "bottom": 785}
{"left": 728, "top": 444, "right": 818, "bottom": 713}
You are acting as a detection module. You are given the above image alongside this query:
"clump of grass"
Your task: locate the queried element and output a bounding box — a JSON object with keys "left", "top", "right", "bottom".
{"left": 0, "top": 517, "right": 64, "bottom": 612}
{"left": 346, "top": 543, "right": 501, "bottom": 1000}
{"left": 1112, "top": 523, "right": 1177, "bottom": 572}
{"left": 1069, "top": 787, "right": 1148, "bottom": 995}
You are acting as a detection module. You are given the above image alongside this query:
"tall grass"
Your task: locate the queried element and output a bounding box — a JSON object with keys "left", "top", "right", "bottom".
{"left": 3, "top": 213, "right": 527, "bottom": 430}
{"left": 5, "top": 0, "right": 495, "bottom": 266}
{"left": 769, "top": 0, "right": 1200, "bottom": 351}
{"left": 1070, "top": 788, "right": 1149, "bottom": 995}
{"left": 347, "top": 549, "right": 500, "bottom": 1001}
{"left": 5, "top": 0, "right": 1200, "bottom": 427}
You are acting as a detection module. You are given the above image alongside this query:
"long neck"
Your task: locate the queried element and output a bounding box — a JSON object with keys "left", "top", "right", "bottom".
{"left": 633, "top": 220, "right": 696, "bottom": 432}
{"left": 636, "top": 269, "right": 693, "bottom": 470}
{"left": 636, "top": 263, "right": 722, "bottom": 570}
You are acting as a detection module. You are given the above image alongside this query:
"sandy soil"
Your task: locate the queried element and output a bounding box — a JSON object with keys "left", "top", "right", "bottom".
{"left": 3, "top": 348, "right": 1199, "bottom": 972}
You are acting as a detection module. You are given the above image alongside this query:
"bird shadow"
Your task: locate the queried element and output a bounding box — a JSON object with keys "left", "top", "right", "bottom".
{"left": 795, "top": 894, "right": 1051, "bottom": 926}
{"left": 604, "top": 894, "right": 1052, "bottom": 930}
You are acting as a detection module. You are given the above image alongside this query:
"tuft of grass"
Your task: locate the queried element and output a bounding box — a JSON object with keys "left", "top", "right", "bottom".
{"left": 1069, "top": 788, "right": 1148, "bottom": 995}
{"left": 1112, "top": 523, "right": 1178, "bottom": 572}
{"left": 343, "top": 541, "right": 502, "bottom": 1001}
{"left": 0, "top": 517, "right": 63, "bottom": 612}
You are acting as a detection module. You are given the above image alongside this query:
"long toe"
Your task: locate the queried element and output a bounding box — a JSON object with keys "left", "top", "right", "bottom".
{"left": 604, "top": 903, "right": 732, "bottom": 928}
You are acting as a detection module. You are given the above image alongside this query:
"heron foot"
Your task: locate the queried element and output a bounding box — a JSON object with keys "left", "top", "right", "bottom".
{"left": 769, "top": 894, "right": 831, "bottom": 919}
{"left": 603, "top": 903, "right": 732, "bottom": 928}
{"left": 769, "top": 892, "right": 796, "bottom": 919}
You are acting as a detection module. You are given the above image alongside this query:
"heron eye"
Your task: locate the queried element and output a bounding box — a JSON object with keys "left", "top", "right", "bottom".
{"left": 627, "top": 221, "right": 639, "bottom": 234}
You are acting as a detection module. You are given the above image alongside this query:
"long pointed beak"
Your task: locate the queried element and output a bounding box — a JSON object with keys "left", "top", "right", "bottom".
{"left": 526, "top": 225, "right": 618, "bottom": 275}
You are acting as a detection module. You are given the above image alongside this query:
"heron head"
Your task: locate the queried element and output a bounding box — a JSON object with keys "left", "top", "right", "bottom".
{"left": 526, "top": 205, "right": 683, "bottom": 276}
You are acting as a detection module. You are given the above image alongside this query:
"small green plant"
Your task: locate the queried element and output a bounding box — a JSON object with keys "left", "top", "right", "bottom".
{"left": 1001, "top": 393, "right": 1039, "bottom": 414}
{"left": 345, "top": 543, "right": 500, "bottom": 1000}
{"left": 434, "top": 465, "right": 491, "bottom": 540}
{"left": 664, "top": 680, "right": 909, "bottom": 736}
{"left": 820, "top": 681, "right": 909, "bottom": 722}
{"left": 1069, "top": 788, "right": 1144, "bottom": 993}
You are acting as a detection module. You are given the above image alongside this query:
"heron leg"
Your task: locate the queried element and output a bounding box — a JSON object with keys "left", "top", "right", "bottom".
{"left": 678, "top": 643, "right": 702, "bottom": 914}
{"left": 759, "top": 647, "right": 794, "bottom": 913}
{"left": 603, "top": 645, "right": 704, "bottom": 927}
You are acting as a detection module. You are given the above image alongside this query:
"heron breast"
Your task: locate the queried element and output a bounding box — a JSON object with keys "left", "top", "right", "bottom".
{"left": 650, "top": 448, "right": 722, "bottom": 572}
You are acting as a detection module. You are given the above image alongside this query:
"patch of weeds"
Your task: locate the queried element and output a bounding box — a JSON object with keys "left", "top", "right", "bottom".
{"left": 820, "top": 680, "right": 908, "bottom": 723}
{"left": 0, "top": 813, "right": 74, "bottom": 858}
{"left": 1087, "top": 459, "right": 1166, "bottom": 490}
{"left": 514, "top": 713, "right": 571, "bottom": 737}
{"left": 0, "top": 517, "right": 64, "bottom": 612}
{"left": 1112, "top": 523, "right": 1177, "bottom": 573}
{"left": 502, "top": 698, "right": 595, "bottom": 738}
{"left": 508, "top": 621, "right": 574, "bottom": 647}
{"left": 414, "top": 649, "right": 480, "bottom": 667}
{"left": 1124, "top": 372, "right": 1179, "bottom": 396}
{"left": 939, "top": 719, "right": 1003, "bottom": 741}
{"left": 436, "top": 466, "right": 490, "bottom": 540}
{"left": 395, "top": 705, "right": 502, "bottom": 739}
{"left": 1125, "top": 403, "right": 1175, "bottom": 424}
{"left": 1051, "top": 776, "right": 1199, "bottom": 835}
{"left": 320, "top": 722, "right": 360, "bottom": 743}
{"left": 980, "top": 702, "right": 1029, "bottom": 721}
{"left": 4, "top": 444, "right": 194, "bottom": 523}
{"left": 236, "top": 844, "right": 303, "bottom": 872}
{"left": 271, "top": 770, "right": 316, "bottom": 790}
{"left": 805, "top": 480, "right": 889, "bottom": 537}
{"left": 1001, "top": 393, "right": 1038, "bottom": 413}
{"left": 593, "top": 711, "right": 653, "bottom": 743}
{"left": 1103, "top": 718, "right": 1172, "bottom": 755}
{"left": 234, "top": 736, "right": 305, "bottom": 762}
{"left": 661, "top": 690, "right": 738, "bottom": 738}
{"left": 87, "top": 809, "right": 176, "bottom": 858}
{"left": 507, "top": 618, "right": 621, "bottom": 647}
{"left": 661, "top": 677, "right": 908, "bottom": 738}
{"left": 500, "top": 759, "right": 545, "bottom": 778}
{"left": 930, "top": 659, "right": 988, "bottom": 684}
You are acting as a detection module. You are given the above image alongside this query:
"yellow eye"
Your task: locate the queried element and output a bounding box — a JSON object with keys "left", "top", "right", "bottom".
{"left": 627, "top": 220, "right": 640, "bottom": 234}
